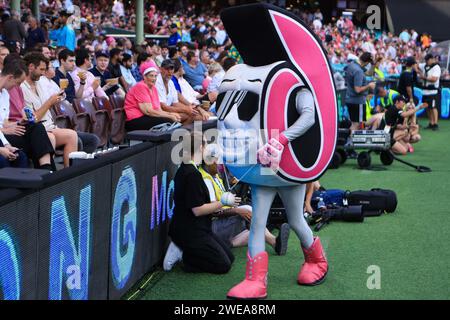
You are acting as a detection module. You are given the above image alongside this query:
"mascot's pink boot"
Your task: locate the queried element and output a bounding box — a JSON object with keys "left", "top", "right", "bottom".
{"left": 227, "top": 251, "right": 268, "bottom": 300}
{"left": 298, "top": 237, "right": 328, "bottom": 286}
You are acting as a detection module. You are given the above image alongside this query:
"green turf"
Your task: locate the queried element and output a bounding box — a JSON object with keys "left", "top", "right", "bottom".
{"left": 139, "top": 119, "right": 450, "bottom": 300}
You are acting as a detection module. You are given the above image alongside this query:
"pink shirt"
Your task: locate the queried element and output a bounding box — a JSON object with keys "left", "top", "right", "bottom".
{"left": 8, "top": 86, "right": 25, "bottom": 122}
{"left": 124, "top": 81, "right": 161, "bottom": 121}
{"left": 70, "top": 67, "right": 108, "bottom": 100}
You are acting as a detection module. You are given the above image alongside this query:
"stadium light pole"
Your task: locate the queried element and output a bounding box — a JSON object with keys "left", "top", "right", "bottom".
{"left": 136, "top": 0, "right": 144, "bottom": 45}
{"left": 11, "top": 0, "right": 21, "bottom": 14}
{"left": 32, "top": 0, "right": 40, "bottom": 20}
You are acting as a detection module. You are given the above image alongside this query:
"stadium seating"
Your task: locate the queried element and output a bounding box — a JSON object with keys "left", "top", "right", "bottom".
{"left": 73, "top": 98, "right": 110, "bottom": 147}
{"left": 53, "top": 100, "right": 91, "bottom": 132}
{"left": 93, "top": 96, "right": 126, "bottom": 145}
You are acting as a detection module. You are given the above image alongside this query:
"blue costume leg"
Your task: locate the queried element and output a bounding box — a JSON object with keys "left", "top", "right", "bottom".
{"left": 248, "top": 185, "right": 277, "bottom": 258}
{"left": 277, "top": 185, "right": 314, "bottom": 249}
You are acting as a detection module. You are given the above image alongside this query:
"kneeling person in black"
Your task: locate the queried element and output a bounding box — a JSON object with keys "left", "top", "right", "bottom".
{"left": 168, "top": 132, "right": 241, "bottom": 274}
{"left": 382, "top": 95, "right": 427, "bottom": 155}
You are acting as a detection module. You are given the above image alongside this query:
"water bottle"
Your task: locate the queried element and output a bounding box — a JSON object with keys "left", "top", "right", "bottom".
{"left": 318, "top": 197, "right": 326, "bottom": 211}
{"left": 24, "top": 106, "right": 35, "bottom": 124}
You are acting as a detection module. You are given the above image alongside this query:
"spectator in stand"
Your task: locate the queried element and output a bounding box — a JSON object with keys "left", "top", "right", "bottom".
{"left": 25, "top": 16, "right": 47, "bottom": 50}
{"left": 156, "top": 59, "right": 208, "bottom": 124}
{"left": 168, "top": 24, "right": 181, "bottom": 47}
{"left": 0, "top": 58, "right": 55, "bottom": 171}
{"left": 172, "top": 59, "right": 205, "bottom": 106}
{"left": 345, "top": 52, "right": 376, "bottom": 130}
{"left": 0, "top": 130, "right": 28, "bottom": 169}
{"left": 21, "top": 52, "right": 78, "bottom": 168}
{"left": 207, "top": 62, "right": 225, "bottom": 103}
{"left": 131, "top": 52, "right": 152, "bottom": 83}
{"left": 52, "top": 49, "right": 86, "bottom": 104}
{"left": 108, "top": 48, "right": 128, "bottom": 92}
{"left": 71, "top": 48, "right": 106, "bottom": 100}
{"left": 49, "top": 10, "right": 76, "bottom": 51}
{"left": 39, "top": 59, "right": 100, "bottom": 154}
{"left": 120, "top": 53, "right": 137, "bottom": 88}
{"left": 182, "top": 51, "right": 208, "bottom": 92}
{"left": 90, "top": 51, "right": 125, "bottom": 97}
{"left": 124, "top": 61, "right": 181, "bottom": 131}
{"left": 0, "top": 46, "right": 10, "bottom": 72}
{"left": 1, "top": 11, "right": 27, "bottom": 49}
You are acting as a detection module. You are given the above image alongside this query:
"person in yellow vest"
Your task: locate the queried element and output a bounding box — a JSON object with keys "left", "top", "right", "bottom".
{"left": 376, "top": 86, "right": 399, "bottom": 110}
{"left": 198, "top": 161, "right": 290, "bottom": 256}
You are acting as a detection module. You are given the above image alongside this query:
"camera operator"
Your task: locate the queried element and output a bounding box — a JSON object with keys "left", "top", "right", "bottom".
{"left": 380, "top": 95, "right": 427, "bottom": 155}
{"left": 416, "top": 54, "right": 441, "bottom": 131}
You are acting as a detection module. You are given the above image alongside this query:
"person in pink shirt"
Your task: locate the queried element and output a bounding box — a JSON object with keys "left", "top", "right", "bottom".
{"left": 124, "top": 61, "right": 181, "bottom": 131}
{"left": 70, "top": 48, "right": 107, "bottom": 100}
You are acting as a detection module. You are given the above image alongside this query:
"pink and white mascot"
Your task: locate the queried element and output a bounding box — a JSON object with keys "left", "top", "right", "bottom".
{"left": 215, "top": 3, "right": 338, "bottom": 299}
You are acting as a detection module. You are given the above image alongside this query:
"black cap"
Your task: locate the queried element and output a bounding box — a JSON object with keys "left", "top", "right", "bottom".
{"left": 59, "top": 9, "right": 73, "bottom": 17}
{"left": 360, "top": 52, "right": 373, "bottom": 64}
{"left": 393, "top": 95, "right": 407, "bottom": 104}
{"left": 405, "top": 56, "right": 417, "bottom": 67}
{"left": 161, "top": 59, "right": 175, "bottom": 69}
{"left": 425, "top": 53, "right": 435, "bottom": 61}
{"left": 95, "top": 50, "right": 110, "bottom": 59}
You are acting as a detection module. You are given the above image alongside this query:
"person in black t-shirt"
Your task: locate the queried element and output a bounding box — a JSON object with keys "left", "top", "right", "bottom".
{"left": 397, "top": 57, "right": 418, "bottom": 104}
{"left": 381, "top": 95, "right": 427, "bottom": 155}
{"left": 167, "top": 132, "right": 241, "bottom": 274}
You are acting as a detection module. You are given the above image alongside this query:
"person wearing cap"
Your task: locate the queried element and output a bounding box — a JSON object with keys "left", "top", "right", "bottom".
{"left": 397, "top": 57, "right": 418, "bottom": 104}
{"left": 156, "top": 59, "right": 208, "bottom": 124}
{"left": 168, "top": 23, "right": 181, "bottom": 47}
{"left": 416, "top": 54, "right": 441, "bottom": 130}
{"left": 49, "top": 10, "right": 76, "bottom": 51}
{"left": 124, "top": 61, "right": 181, "bottom": 131}
{"left": 344, "top": 52, "right": 376, "bottom": 130}
{"left": 90, "top": 50, "right": 125, "bottom": 97}
{"left": 380, "top": 95, "right": 427, "bottom": 155}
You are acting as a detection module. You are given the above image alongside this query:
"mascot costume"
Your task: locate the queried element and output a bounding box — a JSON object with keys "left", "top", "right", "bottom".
{"left": 215, "top": 3, "right": 338, "bottom": 299}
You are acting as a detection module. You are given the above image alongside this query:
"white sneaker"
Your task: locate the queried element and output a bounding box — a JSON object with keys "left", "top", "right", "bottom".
{"left": 163, "top": 241, "right": 183, "bottom": 271}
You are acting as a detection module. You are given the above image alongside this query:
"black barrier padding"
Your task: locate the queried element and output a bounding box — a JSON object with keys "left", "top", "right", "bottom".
{"left": 37, "top": 166, "right": 111, "bottom": 300}
{"left": 41, "top": 142, "right": 154, "bottom": 188}
{"left": 0, "top": 188, "right": 33, "bottom": 207}
{"left": 152, "top": 142, "right": 179, "bottom": 267}
{"left": 0, "top": 194, "right": 39, "bottom": 300}
{"left": 108, "top": 148, "right": 156, "bottom": 300}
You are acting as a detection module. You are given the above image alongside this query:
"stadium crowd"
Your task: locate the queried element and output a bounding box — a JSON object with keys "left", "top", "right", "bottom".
{"left": 0, "top": 1, "right": 445, "bottom": 171}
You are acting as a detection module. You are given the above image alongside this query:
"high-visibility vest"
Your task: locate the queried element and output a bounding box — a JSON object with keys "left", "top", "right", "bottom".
{"left": 374, "top": 68, "right": 385, "bottom": 81}
{"left": 380, "top": 89, "right": 399, "bottom": 108}
{"left": 366, "top": 99, "right": 373, "bottom": 121}
{"left": 198, "top": 166, "right": 229, "bottom": 208}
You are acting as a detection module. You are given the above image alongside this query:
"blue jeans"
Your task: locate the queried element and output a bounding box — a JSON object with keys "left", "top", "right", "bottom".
{"left": 0, "top": 150, "right": 28, "bottom": 169}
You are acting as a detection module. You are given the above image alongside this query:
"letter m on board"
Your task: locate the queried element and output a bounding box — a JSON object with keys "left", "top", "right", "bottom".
{"left": 48, "top": 185, "right": 91, "bottom": 300}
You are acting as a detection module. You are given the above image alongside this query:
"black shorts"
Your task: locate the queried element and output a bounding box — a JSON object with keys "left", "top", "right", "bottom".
{"left": 347, "top": 103, "right": 366, "bottom": 123}
{"left": 422, "top": 94, "right": 439, "bottom": 109}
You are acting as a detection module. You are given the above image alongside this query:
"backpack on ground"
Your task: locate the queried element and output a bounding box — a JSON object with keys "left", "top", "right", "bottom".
{"left": 346, "top": 188, "right": 397, "bottom": 216}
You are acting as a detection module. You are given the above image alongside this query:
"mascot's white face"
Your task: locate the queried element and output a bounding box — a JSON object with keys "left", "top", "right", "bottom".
{"left": 216, "top": 62, "right": 283, "bottom": 166}
{"left": 216, "top": 62, "right": 300, "bottom": 186}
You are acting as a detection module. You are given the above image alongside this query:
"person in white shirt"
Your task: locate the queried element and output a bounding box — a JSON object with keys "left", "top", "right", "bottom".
{"left": 0, "top": 57, "right": 54, "bottom": 171}
{"left": 172, "top": 58, "right": 206, "bottom": 106}
{"left": 120, "top": 53, "right": 137, "bottom": 88}
{"left": 21, "top": 52, "right": 78, "bottom": 168}
{"left": 112, "top": 0, "right": 125, "bottom": 17}
{"left": 207, "top": 62, "right": 225, "bottom": 103}
{"left": 156, "top": 59, "right": 208, "bottom": 124}
{"left": 70, "top": 48, "right": 106, "bottom": 100}
{"left": 416, "top": 54, "right": 442, "bottom": 130}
